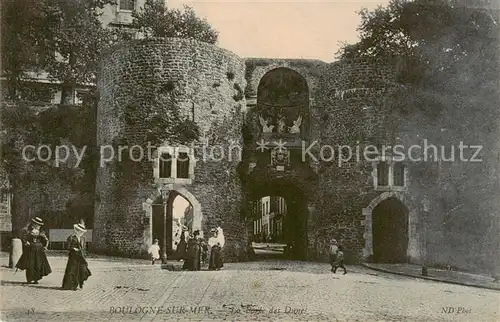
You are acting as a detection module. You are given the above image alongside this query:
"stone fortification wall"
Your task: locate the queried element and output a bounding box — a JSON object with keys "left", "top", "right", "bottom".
{"left": 312, "top": 59, "right": 397, "bottom": 262}
{"left": 86, "top": 36, "right": 500, "bottom": 273}
{"left": 314, "top": 57, "right": 500, "bottom": 273}
{"left": 391, "top": 91, "right": 500, "bottom": 273}
{"left": 94, "top": 38, "right": 247, "bottom": 259}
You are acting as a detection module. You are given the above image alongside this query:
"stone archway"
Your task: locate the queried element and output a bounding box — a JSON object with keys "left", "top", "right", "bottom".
{"left": 250, "top": 64, "right": 314, "bottom": 97}
{"left": 255, "top": 67, "right": 310, "bottom": 138}
{"left": 372, "top": 197, "right": 409, "bottom": 262}
{"left": 362, "top": 192, "right": 410, "bottom": 260}
{"left": 243, "top": 65, "right": 316, "bottom": 261}
{"left": 142, "top": 186, "right": 203, "bottom": 252}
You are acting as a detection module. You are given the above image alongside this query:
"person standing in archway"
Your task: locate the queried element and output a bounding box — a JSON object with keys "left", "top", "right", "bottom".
{"left": 176, "top": 230, "right": 187, "bottom": 261}
{"left": 148, "top": 239, "right": 161, "bottom": 265}
{"left": 15, "top": 217, "right": 52, "bottom": 284}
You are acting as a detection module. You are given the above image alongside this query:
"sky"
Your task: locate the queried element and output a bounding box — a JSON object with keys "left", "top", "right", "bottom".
{"left": 167, "top": 0, "right": 391, "bottom": 62}
{"left": 173, "top": 196, "right": 189, "bottom": 218}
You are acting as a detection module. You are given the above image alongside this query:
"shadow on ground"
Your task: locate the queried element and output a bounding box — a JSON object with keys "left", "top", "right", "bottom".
{"left": 1, "top": 280, "right": 28, "bottom": 286}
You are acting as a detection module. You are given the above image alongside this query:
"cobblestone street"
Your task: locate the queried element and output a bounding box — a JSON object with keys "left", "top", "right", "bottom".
{"left": 0, "top": 255, "right": 498, "bottom": 321}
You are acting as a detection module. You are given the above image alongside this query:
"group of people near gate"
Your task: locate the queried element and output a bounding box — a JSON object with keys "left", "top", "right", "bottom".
{"left": 148, "top": 227, "right": 225, "bottom": 271}
{"left": 14, "top": 217, "right": 91, "bottom": 290}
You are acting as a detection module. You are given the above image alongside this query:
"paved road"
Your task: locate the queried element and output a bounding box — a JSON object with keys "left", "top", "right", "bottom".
{"left": 0, "top": 258, "right": 498, "bottom": 321}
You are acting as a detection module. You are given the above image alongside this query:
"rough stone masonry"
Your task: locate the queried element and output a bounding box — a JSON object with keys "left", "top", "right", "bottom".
{"left": 88, "top": 37, "right": 498, "bottom": 273}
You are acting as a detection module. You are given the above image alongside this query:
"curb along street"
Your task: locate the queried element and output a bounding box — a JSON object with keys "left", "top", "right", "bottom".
{"left": 361, "top": 263, "right": 500, "bottom": 291}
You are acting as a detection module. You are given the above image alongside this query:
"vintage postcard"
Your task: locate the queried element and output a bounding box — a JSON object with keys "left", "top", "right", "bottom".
{"left": 1, "top": 0, "right": 499, "bottom": 321}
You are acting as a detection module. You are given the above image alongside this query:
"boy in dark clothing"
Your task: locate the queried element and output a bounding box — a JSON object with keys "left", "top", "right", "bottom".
{"left": 328, "top": 239, "right": 338, "bottom": 272}
{"left": 333, "top": 245, "right": 347, "bottom": 275}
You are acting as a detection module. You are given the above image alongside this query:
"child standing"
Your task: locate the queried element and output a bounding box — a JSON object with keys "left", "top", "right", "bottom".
{"left": 333, "top": 245, "right": 347, "bottom": 275}
{"left": 148, "top": 239, "right": 161, "bottom": 265}
{"left": 328, "top": 239, "right": 339, "bottom": 272}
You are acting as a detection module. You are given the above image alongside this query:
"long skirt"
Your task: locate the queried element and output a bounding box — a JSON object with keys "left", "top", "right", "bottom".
{"left": 176, "top": 241, "right": 187, "bottom": 260}
{"left": 62, "top": 250, "right": 91, "bottom": 290}
{"left": 185, "top": 245, "right": 201, "bottom": 271}
{"left": 15, "top": 245, "right": 52, "bottom": 282}
{"left": 209, "top": 246, "right": 223, "bottom": 270}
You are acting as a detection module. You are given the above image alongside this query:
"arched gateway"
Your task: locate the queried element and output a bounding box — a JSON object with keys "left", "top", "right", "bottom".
{"left": 242, "top": 66, "right": 316, "bottom": 260}
{"left": 142, "top": 187, "right": 203, "bottom": 255}
{"left": 362, "top": 192, "right": 412, "bottom": 263}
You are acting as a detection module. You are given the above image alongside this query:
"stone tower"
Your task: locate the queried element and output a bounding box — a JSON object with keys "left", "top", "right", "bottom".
{"left": 94, "top": 38, "right": 247, "bottom": 260}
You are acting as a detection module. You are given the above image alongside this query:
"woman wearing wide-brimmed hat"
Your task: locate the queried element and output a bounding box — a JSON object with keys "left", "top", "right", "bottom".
{"left": 184, "top": 230, "right": 202, "bottom": 271}
{"left": 61, "top": 222, "right": 91, "bottom": 290}
{"left": 15, "top": 217, "right": 52, "bottom": 284}
{"left": 176, "top": 226, "right": 188, "bottom": 261}
{"left": 208, "top": 227, "right": 225, "bottom": 270}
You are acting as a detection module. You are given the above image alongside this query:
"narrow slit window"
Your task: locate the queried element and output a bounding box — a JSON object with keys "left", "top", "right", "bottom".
{"left": 377, "top": 161, "right": 389, "bottom": 186}
{"left": 393, "top": 162, "right": 405, "bottom": 186}
{"left": 1, "top": 191, "right": 8, "bottom": 203}
{"left": 159, "top": 153, "right": 172, "bottom": 178}
{"left": 176, "top": 152, "right": 190, "bottom": 179}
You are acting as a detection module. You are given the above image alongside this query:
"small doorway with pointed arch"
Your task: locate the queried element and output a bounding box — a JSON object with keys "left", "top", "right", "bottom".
{"left": 372, "top": 197, "right": 409, "bottom": 263}
{"left": 151, "top": 192, "right": 193, "bottom": 261}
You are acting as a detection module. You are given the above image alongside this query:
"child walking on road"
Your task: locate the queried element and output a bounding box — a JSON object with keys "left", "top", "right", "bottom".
{"left": 329, "top": 239, "right": 339, "bottom": 272}
{"left": 333, "top": 245, "right": 347, "bottom": 275}
{"left": 148, "top": 239, "right": 160, "bottom": 265}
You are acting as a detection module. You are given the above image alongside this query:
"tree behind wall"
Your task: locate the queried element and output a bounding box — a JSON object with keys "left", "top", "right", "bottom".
{"left": 1, "top": 100, "right": 98, "bottom": 232}
{"left": 337, "top": 0, "right": 499, "bottom": 127}
{"left": 1, "top": 0, "right": 46, "bottom": 99}
{"left": 132, "top": 0, "right": 219, "bottom": 44}
{"left": 39, "top": 0, "right": 115, "bottom": 105}
{"left": 1, "top": 0, "right": 115, "bottom": 104}
{"left": 2, "top": 0, "right": 219, "bottom": 104}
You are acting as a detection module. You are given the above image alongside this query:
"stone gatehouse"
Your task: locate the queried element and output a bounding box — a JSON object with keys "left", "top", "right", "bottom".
{"left": 92, "top": 37, "right": 499, "bottom": 271}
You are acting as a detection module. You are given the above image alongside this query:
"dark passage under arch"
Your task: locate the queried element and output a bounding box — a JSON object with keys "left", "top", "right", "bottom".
{"left": 247, "top": 179, "right": 308, "bottom": 260}
{"left": 372, "top": 197, "right": 409, "bottom": 263}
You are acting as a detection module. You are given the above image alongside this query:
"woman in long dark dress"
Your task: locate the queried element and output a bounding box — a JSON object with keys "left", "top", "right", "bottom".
{"left": 200, "top": 240, "right": 209, "bottom": 267}
{"left": 15, "top": 217, "right": 52, "bottom": 284}
{"left": 185, "top": 230, "right": 201, "bottom": 271}
{"left": 176, "top": 231, "right": 187, "bottom": 261}
{"left": 208, "top": 227, "right": 224, "bottom": 270}
{"left": 62, "top": 223, "right": 91, "bottom": 290}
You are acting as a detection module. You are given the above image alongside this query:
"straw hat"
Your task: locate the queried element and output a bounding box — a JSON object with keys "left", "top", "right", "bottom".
{"left": 31, "top": 217, "right": 43, "bottom": 226}
{"left": 73, "top": 223, "right": 87, "bottom": 233}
